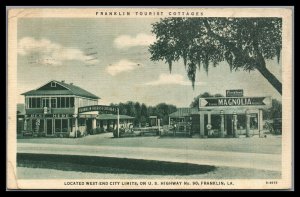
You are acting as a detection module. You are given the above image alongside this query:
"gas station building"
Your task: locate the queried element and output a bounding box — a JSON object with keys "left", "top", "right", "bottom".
{"left": 169, "top": 90, "right": 271, "bottom": 137}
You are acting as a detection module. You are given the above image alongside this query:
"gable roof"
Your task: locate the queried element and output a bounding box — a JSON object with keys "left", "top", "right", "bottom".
{"left": 169, "top": 108, "right": 198, "bottom": 118}
{"left": 21, "top": 80, "right": 100, "bottom": 99}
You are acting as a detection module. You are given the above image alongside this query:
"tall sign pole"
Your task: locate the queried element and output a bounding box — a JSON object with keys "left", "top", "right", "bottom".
{"left": 117, "top": 108, "right": 120, "bottom": 138}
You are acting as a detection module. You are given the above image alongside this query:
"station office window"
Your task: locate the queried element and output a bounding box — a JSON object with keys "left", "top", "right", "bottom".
{"left": 237, "top": 115, "right": 246, "bottom": 130}
{"left": 250, "top": 114, "right": 258, "bottom": 130}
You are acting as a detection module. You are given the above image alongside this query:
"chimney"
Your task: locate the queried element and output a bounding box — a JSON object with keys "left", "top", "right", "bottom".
{"left": 61, "top": 80, "right": 65, "bottom": 83}
{"left": 70, "top": 83, "right": 73, "bottom": 85}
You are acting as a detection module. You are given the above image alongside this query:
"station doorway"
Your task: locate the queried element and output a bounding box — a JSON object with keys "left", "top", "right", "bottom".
{"left": 225, "top": 115, "right": 233, "bottom": 136}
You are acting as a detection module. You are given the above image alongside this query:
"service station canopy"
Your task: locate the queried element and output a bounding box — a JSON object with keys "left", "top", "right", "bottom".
{"left": 199, "top": 97, "right": 272, "bottom": 109}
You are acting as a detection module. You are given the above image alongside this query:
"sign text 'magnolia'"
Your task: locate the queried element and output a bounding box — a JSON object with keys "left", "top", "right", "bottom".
{"left": 199, "top": 97, "right": 271, "bottom": 108}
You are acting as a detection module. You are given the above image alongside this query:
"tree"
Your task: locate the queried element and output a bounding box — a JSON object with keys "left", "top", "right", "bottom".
{"left": 149, "top": 18, "right": 282, "bottom": 94}
{"left": 263, "top": 99, "right": 282, "bottom": 120}
{"left": 190, "top": 92, "right": 224, "bottom": 108}
{"left": 111, "top": 101, "right": 177, "bottom": 126}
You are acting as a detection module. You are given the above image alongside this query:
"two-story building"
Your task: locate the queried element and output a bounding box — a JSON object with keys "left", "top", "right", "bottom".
{"left": 22, "top": 80, "right": 100, "bottom": 137}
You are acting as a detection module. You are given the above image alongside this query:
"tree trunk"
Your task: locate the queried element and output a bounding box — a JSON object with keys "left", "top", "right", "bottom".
{"left": 255, "top": 64, "right": 282, "bottom": 95}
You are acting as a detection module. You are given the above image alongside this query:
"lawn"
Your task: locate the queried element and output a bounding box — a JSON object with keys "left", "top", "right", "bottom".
{"left": 17, "top": 153, "right": 280, "bottom": 179}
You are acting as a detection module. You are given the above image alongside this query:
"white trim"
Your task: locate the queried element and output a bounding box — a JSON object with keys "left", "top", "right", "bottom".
{"left": 36, "top": 80, "right": 71, "bottom": 91}
{"left": 25, "top": 95, "right": 75, "bottom": 98}
{"left": 25, "top": 95, "right": 98, "bottom": 101}
{"left": 50, "top": 82, "right": 56, "bottom": 87}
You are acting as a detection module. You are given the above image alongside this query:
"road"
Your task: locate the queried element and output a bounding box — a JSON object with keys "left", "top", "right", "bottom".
{"left": 17, "top": 142, "right": 281, "bottom": 172}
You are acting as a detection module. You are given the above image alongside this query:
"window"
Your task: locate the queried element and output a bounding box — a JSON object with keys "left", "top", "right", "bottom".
{"left": 250, "top": 114, "right": 258, "bottom": 130}
{"left": 61, "top": 97, "right": 66, "bottom": 108}
{"left": 32, "top": 98, "right": 36, "bottom": 108}
{"left": 237, "top": 115, "right": 246, "bottom": 130}
{"left": 66, "top": 97, "right": 70, "bottom": 108}
{"left": 62, "top": 119, "right": 68, "bottom": 132}
{"left": 42, "top": 98, "right": 50, "bottom": 108}
{"left": 55, "top": 119, "right": 62, "bottom": 132}
{"left": 79, "top": 118, "right": 86, "bottom": 126}
{"left": 29, "top": 98, "right": 32, "bottom": 108}
{"left": 36, "top": 98, "right": 41, "bottom": 108}
{"left": 57, "top": 97, "right": 61, "bottom": 108}
{"left": 51, "top": 82, "right": 56, "bottom": 87}
{"left": 70, "top": 97, "right": 74, "bottom": 107}
{"left": 51, "top": 98, "right": 57, "bottom": 108}
{"left": 54, "top": 119, "right": 69, "bottom": 133}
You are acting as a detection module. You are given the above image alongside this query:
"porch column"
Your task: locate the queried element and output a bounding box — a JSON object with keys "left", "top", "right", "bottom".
{"left": 207, "top": 112, "right": 212, "bottom": 136}
{"left": 233, "top": 111, "right": 238, "bottom": 138}
{"left": 220, "top": 110, "right": 225, "bottom": 137}
{"left": 200, "top": 113, "right": 205, "bottom": 137}
{"left": 92, "top": 118, "right": 96, "bottom": 129}
{"left": 74, "top": 116, "right": 78, "bottom": 138}
{"left": 24, "top": 118, "right": 28, "bottom": 130}
{"left": 259, "top": 109, "right": 263, "bottom": 133}
{"left": 246, "top": 110, "right": 251, "bottom": 137}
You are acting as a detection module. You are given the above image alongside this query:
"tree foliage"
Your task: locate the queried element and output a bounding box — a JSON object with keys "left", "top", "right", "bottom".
{"left": 111, "top": 101, "right": 177, "bottom": 126}
{"left": 149, "top": 18, "right": 282, "bottom": 94}
{"left": 190, "top": 92, "right": 224, "bottom": 108}
{"left": 263, "top": 99, "right": 282, "bottom": 120}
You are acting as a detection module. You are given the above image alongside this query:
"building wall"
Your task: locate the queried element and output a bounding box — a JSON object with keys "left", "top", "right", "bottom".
{"left": 24, "top": 95, "right": 98, "bottom": 137}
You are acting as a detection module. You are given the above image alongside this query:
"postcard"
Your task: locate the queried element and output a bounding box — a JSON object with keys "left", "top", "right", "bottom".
{"left": 7, "top": 7, "right": 293, "bottom": 190}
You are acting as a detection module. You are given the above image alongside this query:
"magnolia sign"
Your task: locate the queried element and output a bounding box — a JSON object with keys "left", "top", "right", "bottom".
{"left": 199, "top": 97, "right": 271, "bottom": 108}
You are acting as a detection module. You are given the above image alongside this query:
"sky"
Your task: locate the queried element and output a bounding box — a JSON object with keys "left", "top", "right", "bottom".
{"left": 17, "top": 18, "right": 282, "bottom": 107}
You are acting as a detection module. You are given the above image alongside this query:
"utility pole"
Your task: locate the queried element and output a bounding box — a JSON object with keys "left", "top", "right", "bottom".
{"left": 117, "top": 108, "right": 120, "bottom": 138}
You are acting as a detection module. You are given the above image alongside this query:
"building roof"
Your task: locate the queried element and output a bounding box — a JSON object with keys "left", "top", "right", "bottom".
{"left": 169, "top": 108, "right": 198, "bottom": 118}
{"left": 17, "top": 103, "right": 25, "bottom": 115}
{"left": 21, "top": 80, "right": 100, "bottom": 99}
{"left": 97, "top": 114, "right": 135, "bottom": 120}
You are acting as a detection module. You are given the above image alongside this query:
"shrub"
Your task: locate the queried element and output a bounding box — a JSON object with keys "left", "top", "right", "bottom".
{"left": 37, "top": 132, "right": 46, "bottom": 137}
{"left": 76, "top": 130, "right": 82, "bottom": 138}
{"left": 113, "top": 130, "right": 118, "bottom": 138}
{"left": 107, "top": 127, "right": 115, "bottom": 132}
{"left": 96, "top": 127, "right": 102, "bottom": 134}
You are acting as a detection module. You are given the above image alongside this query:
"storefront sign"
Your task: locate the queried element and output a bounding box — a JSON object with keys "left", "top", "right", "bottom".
{"left": 78, "top": 105, "right": 118, "bottom": 114}
{"left": 226, "top": 89, "right": 244, "bottom": 97}
{"left": 199, "top": 97, "right": 271, "bottom": 108}
{"left": 30, "top": 114, "right": 71, "bottom": 118}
